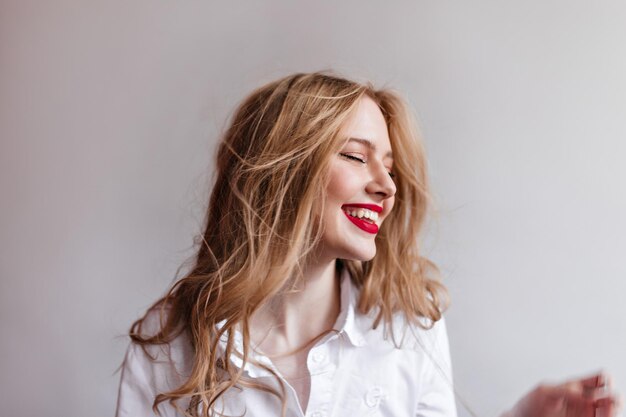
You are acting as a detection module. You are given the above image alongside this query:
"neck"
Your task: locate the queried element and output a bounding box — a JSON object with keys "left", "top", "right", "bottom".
{"left": 250, "top": 259, "right": 341, "bottom": 356}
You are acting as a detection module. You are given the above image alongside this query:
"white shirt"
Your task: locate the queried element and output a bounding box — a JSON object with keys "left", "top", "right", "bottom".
{"left": 116, "top": 269, "right": 457, "bottom": 417}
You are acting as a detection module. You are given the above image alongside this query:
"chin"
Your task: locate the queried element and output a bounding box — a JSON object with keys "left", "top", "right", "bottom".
{"left": 343, "top": 245, "right": 377, "bottom": 262}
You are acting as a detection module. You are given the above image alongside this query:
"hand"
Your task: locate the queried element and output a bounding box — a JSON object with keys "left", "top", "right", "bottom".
{"left": 503, "top": 372, "right": 621, "bottom": 417}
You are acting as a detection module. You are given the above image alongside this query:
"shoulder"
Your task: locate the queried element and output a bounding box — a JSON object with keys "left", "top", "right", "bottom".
{"left": 344, "top": 266, "right": 449, "bottom": 354}
{"left": 354, "top": 306, "right": 451, "bottom": 355}
{"left": 131, "top": 306, "right": 193, "bottom": 365}
{"left": 348, "top": 309, "right": 456, "bottom": 415}
{"left": 129, "top": 306, "right": 193, "bottom": 371}
{"left": 116, "top": 308, "right": 194, "bottom": 417}
{"left": 398, "top": 314, "right": 451, "bottom": 357}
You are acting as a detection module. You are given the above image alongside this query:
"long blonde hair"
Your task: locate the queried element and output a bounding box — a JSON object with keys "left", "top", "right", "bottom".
{"left": 130, "top": 72, "right": 448, "bottom": 416}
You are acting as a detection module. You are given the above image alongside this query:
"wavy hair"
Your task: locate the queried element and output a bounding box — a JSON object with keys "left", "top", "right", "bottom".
{"left": 129, "top": 72, "right": 448, "bottom": 416}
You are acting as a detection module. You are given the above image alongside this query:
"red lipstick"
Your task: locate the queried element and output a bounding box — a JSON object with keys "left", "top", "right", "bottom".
{"left": 343, "top": 212, "right": 379, "bottom": 234}
{"left": 342, "top": 203, "right": 383, "bottom": 213}
{"left": 341, "top": 203, "right": 381, "bottom": 234}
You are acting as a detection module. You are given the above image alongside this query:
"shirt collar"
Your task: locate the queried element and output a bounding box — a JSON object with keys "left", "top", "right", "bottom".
{"left": 333, "top": 266, "right": 368, "bottom": 347}
{"left": 215, "top": 324, "right": 277, "bottom": 379}
{"left": 215, "top": 265, "right": 369, "bottom": 378}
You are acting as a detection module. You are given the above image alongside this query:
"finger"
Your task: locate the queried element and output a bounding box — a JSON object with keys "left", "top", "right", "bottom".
{"left": 594, "top": 396, "right": 618, "bottom": 417}
{"left": 575, "top": 372, "right": 613, "bottom": 398}
{"left": 550, "top": 382, "right": 589, "bottom": 398}
{"left": 546, "top": 384, "right": 596, "bottom": 412}
{"left": 579, "top": 372, "right": 611, "bottom": 390}
{"left": 550, "top": 385, "right": 612, "bottom": 405}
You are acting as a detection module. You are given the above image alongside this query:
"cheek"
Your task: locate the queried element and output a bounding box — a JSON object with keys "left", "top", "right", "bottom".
{"left": 382, "top": 197, "right": 395, "bottom": 220}
{"left": 326, "top": 167, "right": 360, "bottom": 202}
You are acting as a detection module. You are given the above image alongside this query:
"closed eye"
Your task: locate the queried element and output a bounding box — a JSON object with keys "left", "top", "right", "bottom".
{"left": 341, "top": 152, "right": 395, "bottom": 179}
{"left": 339, "top": 153, "right": 366, "bottom": 164}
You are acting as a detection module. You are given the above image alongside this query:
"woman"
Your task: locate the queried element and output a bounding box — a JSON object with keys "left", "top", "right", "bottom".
{"left": 115, "top": 72, "right": 619, "bottom": 417}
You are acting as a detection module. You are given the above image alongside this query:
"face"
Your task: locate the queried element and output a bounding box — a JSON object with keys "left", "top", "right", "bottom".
{"left": 317, "top": 96, "right": 397, "bottom": 262}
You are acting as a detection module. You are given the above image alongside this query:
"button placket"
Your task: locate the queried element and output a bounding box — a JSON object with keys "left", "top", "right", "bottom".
{"left": 308, "top": 345, "right": 329, "bottom": 371}
{"left": 306, "top": 341, "right": 336, "bottom": 417}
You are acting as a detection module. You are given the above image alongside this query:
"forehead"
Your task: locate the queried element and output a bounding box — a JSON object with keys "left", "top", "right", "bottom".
{"left": 340, "top": 96, "right": 392, "bottom": 153}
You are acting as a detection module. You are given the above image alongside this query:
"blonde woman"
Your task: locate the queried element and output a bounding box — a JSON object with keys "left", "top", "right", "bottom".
{"left": 115, "top": 73, "right": 619, "bottom": 417}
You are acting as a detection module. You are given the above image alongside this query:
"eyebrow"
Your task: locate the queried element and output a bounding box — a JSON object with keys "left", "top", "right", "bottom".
{"left": 347, "top": 137, "right": 393, "bottom": 159}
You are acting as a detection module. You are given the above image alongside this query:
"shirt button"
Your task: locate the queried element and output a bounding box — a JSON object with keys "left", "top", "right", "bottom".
{"left": 310, "top": 411, "right": 326, "bottom": 417}
{"left": 312, "top": 352, "right": 326, "bottom": 363}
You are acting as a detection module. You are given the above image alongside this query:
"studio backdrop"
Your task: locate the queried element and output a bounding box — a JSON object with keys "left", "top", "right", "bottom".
{"left": 1, "top": 1, "right": 624, "bottom": 416}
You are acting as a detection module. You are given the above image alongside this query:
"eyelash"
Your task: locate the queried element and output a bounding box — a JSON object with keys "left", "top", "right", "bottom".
{"left": 339, "top": 153, "right": 395, "bottom": 179}
{"left": 340, "top": 153, "right": 366, "bottom": 164}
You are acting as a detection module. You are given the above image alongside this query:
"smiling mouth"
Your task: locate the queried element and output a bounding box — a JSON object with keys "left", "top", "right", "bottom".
{"left": 342, "top": 207, "right": 378, "bottom": 223}
{"left": 341, "top": 205, "right": 381, "bottom": 234}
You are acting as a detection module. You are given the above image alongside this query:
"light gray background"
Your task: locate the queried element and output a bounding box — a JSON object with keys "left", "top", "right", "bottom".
{"left": 1, "top": 1, "right": 624, "bottom": 416}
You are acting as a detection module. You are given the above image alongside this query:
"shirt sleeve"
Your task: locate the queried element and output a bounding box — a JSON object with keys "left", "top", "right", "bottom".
{"left": 115, "top": 341, "right": 187, "bottom": 417}
{"left": 415, "top": 317, "right": 458, "bottom": 417}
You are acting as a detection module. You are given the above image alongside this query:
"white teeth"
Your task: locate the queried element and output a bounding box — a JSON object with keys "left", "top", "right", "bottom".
{"left": 343, "top": 207, "right": 379, "bottom": 222}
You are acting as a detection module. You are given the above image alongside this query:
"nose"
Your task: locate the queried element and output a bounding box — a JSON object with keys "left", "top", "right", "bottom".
{"left": 365, "top": 161, "right": 396, "bottom": 200}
